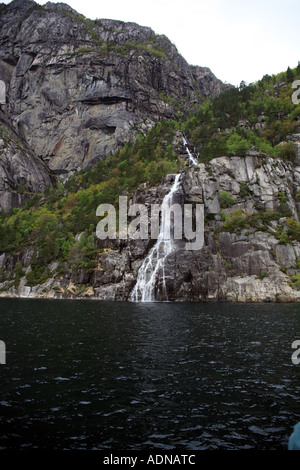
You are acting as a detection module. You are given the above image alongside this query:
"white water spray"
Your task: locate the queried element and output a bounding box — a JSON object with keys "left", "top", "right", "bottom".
{"left": 182, "top": 136, "right": 198, "bottom": 166}
{"left": 130, "top": 174, "right": 181, "bottom": 302}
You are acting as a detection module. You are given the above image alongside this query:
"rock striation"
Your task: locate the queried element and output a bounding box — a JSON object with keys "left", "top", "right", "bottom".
{"left": 0, "top": 109, "right": 55, "bottom": 211}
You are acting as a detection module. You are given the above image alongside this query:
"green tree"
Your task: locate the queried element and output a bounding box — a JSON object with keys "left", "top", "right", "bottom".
{"left": 226, "top": 132, "right": 251, "bottom": 156}
{"left": 219, "top": 191, "right": 236, "bottom": 209}
{"left": 286, "top": 66, "right": 294, "bottom": 83}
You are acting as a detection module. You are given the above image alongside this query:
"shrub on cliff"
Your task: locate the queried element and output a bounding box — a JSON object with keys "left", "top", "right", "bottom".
{"left": 219, "top": 191, "right": 236, "bottom": 208}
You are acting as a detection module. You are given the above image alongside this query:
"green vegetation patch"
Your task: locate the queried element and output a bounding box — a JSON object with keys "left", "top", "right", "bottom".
{"left": 181, "top": 65, "right": 300, "bottom": 163}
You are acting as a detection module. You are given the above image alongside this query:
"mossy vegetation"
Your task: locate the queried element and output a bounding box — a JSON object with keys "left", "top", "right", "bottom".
{"left": 68, "top": 35, "right": 172, "bottom": 62}
{"left": 290, "top": 273, "right": 300, "bottom": 290}
{"left": 218, "top": 208, "right": 300, "bottom": 244}
{"left": 219, "top": 191, "right": 236, "bottom": 209}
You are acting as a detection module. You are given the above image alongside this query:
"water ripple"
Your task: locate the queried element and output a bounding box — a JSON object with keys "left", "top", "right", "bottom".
{"left": 0, "top": 298, "right": 299, "bottom": 450}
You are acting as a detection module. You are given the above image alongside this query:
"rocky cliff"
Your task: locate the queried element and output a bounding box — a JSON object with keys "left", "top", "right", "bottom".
{"left": 1, "top": 139, "right": 300, "bottom": 302}
{"left": 0, "top": 108, "right": 56, "bottom": 211}
{"left": 0, "top": 0, "right": 224, "bottom": 210}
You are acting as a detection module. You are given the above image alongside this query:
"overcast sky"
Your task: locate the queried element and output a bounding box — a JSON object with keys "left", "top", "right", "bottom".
{"left": 4, "top": 0, "right": 300, "bottom": 86}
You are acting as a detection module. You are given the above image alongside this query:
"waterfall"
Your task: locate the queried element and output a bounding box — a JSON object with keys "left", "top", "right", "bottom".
{"left": 182, "top": 136, "right": 198, "bottom": 166}
{"left": 130, "top": 174, "right": 181, "bottom": 302}
{"left": 130, "top": 135, "right": 198, "bottom": 302}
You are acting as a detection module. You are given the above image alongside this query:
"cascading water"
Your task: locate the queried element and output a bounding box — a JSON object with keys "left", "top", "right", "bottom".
{"left": 130, "top": 137, "right": 197, "bottom": 302}
{"left": 182, "top": 136, "right": 198, "bottom": 166}
{"left": 130, "top": 174, "right": 181, "bottom": 302}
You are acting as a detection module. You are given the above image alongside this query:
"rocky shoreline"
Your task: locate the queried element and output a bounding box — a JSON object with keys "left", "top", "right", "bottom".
{"left": 1, "top": 276, "right": 300, "bottom": 303}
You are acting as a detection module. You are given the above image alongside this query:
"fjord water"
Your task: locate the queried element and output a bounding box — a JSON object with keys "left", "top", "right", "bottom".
{"left": 0, "top": 299, "right": 299, "bottom": 450}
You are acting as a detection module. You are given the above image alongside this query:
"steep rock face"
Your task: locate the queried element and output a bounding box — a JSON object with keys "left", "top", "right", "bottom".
{"left": 0, "top": 0, "right": 225, "bottom": 183}
{"left": 0, "top": 110, "right": 55, "bottom": 211}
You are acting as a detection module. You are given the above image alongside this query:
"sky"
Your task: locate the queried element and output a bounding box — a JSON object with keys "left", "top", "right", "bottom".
{"left": 4, "top": 0, "right": 300, "bottom": 86}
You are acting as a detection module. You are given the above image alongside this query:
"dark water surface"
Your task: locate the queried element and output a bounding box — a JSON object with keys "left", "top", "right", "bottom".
{"left": 0, "top": 298, "right": 299, "bottom": 450}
